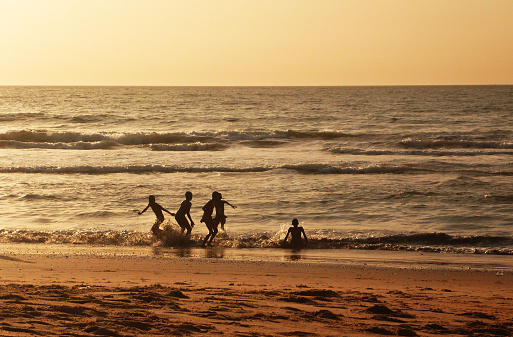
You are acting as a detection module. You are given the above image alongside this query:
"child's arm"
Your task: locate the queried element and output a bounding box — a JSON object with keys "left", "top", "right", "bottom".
{"left": 224, "top": 200, "right": 237, "bottom": 209}
{"left": 283, "top": 228, "right": 291, "bottom": 242}
{"left": 138, "top": 204, "right": 150, "bottom": 215}
{"left": 186, "top": 212, "right": 194, "bottom": 226}
{"left": 301, "top": 228, "right": 308, "bottom": 244}
{"left": 161, "top": 206, "right": 175, "bottom": 217}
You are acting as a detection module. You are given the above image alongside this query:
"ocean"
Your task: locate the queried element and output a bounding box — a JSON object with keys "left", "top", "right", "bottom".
{"left": 1, "top": 86, "right": 512, "bottom": 261}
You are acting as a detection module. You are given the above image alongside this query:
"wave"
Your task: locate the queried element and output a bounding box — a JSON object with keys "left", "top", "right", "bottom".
{"left": 484, "top": 194, "right": 513, "bottom": 203}
{"left": 277, "top": 130, "right": 356, "bottom": 139}
{"left": 329, "top": 147, "right": 513, "bottom": 157}
{"left": 400, "top": 137, "right": 513, "bottom": 150}
{"left": 385, "top": 190, "right": 439, "bottom": 199}
{"left": 241, "top": 140, "right": 290, "bottom": 148}
{"left": 0, "top": 130, "right": 108, "bottom": 143}
{"left": 234, "top": 231, "right": 513, "bottom": 255}
{"left": 0, "top": 130, "right": 229, "bottom": 151}
{"left": 1, "top": 227, "right": 512, "bottom": 255}
{"left": 19, "top": 193, "right": 61, "bottom": 201}
{"left": 0, "top": 129, "right": 357, "bottom": 147}
{"left": 5, "top": 130, "right": 510, "bottom": 148}
{"left": 0, "top": 130, "right": 217, "bottom": 149}
{"left": 280, "top": 164, "right": 416, "bottom": 175}
{"left": 0, "top": 163, "right": 421, "bottom": 175}
{"left": 0, "top": 165, "right": 269, "bottom": 174}
{"left": 150, "top": 142, "right": 228, "bottom": 151}
{"left": 2, "top": 163, "right": 512, "bottom": 176}
{"left": 0, "top": 140, "right": 119, "bottom": 150}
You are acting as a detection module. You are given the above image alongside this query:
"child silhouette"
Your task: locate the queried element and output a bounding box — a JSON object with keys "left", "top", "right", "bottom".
{"left": 138, "top": 195, "right": 175, "bottom": 238}
{"left": 175, "top": 191, "right": 195, "bottom": 237}
{"left": 214, "top": 192, "right": 236, "bottom": 230}
{"left": 201, "top": 191, "right": 220, "bottom": 247}
{"left": 283, "top": 218, "right": 308, "bottom": 249}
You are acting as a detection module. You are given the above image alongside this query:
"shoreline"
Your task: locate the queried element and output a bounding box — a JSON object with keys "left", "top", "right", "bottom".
{"left": 1, "top": 249, "right": 512, "bottom": 287}
{"left": 1, "top": 246, "right": 512, "bottom": 336}
{"left": 1, "top": 242, "right": 513, "bottom": 272}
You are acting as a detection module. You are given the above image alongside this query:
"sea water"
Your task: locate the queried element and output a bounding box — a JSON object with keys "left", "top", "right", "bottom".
{"left": 0, "top": 86, "right": 512, "bottom": 259}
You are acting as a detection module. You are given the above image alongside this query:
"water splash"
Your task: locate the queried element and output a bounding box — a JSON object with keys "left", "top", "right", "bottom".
{"left": 1, "top": 227, "right": 512, "bottom": 255}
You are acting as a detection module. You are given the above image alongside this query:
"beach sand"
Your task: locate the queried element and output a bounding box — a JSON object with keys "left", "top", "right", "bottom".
{"left": 0, "top": 248, "right": 512, "bottom": 336}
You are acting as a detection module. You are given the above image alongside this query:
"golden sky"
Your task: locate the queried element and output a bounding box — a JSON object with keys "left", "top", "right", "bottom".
{"left": 1, "top": 0, "right": 512, "bottom": 86}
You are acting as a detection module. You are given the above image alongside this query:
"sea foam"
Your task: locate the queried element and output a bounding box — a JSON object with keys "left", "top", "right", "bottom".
{"left": 1, "top": 228, "right": 512, "bottom": 255}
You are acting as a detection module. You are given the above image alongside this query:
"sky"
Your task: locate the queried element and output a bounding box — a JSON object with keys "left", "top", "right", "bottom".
{"left": 1, "top": 0, "right": 512, "bottom": 86}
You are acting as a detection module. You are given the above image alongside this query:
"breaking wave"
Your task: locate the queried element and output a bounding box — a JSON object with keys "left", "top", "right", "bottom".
{"left": 1, "top": 227, "right": 512, "bottom": 255}
{"left": 0, "top": 163, "right": 422, "bottom": 175}
{"left": 0, "top": 130, "right": 219, "bottom": 151}
{"left": 0, "top": 129, "right": 354, "bottom": 143}
{"left": 149, "top": 142, "right": 228, "bottom": 151}
{"left": 0, "top": 140, "right": 120, "bottom": 150}
{"left": 5, "top": 131, "right": 512, "bottom": 155}
{"left": 329, "top": 147, "right": 513, "bottom": 156}
{"left": 2, "top": 163, "right": 511, "bottom": 176}
{"left": 400, "top": 137, "right": 513, "bottom": 150}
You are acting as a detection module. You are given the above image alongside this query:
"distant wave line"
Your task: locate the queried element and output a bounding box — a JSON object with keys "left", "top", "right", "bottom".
{"left": 329, "top": 147, "right": 513, "bottom": 156}
{"left": 0, "top": 140, "right": 120, "bottom": 150}
{"left": 400, "top": 137, "right": 513, "bottom": 150}
{"left": 2, "top": 163, "right": 510, "bottom": 175}
{"left": 0, "top": 163, "right": 418, "bottom": 175}
{"left": 0, "top": 129, "right": 364, "bottom": 145}
{"left": 0, "top": 140, "right": 228, "bottom": 151}
{"left": 4, "top": 131, "right": 512, "bottom": 152}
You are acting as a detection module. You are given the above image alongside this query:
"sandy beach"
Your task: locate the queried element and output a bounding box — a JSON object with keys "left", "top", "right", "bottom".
{"left": 1, "top": 247, "right": 512, "bottom": 337}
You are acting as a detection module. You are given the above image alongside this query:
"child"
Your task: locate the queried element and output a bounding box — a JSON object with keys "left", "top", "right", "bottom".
{"left": 175, "top": 191, "right": 195, "bottom": 237}
{"left": 200, "top": 191, "right": 218, "bottom": 247}
{"left": 214, "top": 192, "right": 236, "bottom": 230}
{"left": 283, "top": 218, "right": 308, "bottom": 249}
{"left": 138, "top": 195, "right": 175, "bottom": 238}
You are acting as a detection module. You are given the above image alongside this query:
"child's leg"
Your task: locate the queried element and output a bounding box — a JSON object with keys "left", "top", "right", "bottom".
{"left": 201, "top": 221, "right": 214, "bottom": 247}
{"left": 208, "top": 218, "right": 220, "bottom": 244}
{"left": 208, "top": 225, "right": 218, "bottom": 245}
{"left": 151, "top": 219, "right": 163, "bottom": 237}
{"left": 184, "top": 223, "right": 192, "bottom": 236}
{"left": 178, "top": 217, "right": 192, "bottom": 236}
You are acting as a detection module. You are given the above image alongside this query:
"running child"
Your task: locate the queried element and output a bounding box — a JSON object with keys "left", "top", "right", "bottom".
{"left": 175, "top": 191, "right": 195, "bottom": 236}
{"left": 201, "top": 191, "right": 218, "bottom": 247}
{"left": 214, "top": 192, "right": 236, "bottom": 230}
{"left": 138, "top": 195, "right": 175, "bottom": 238}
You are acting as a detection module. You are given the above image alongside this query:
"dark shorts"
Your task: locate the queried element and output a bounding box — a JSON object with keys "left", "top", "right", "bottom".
{"left": 202, "top": 216, "right": 218, "bottom": 230}
{"left": 175, "top": 215, "right": 190, "bottom": 229}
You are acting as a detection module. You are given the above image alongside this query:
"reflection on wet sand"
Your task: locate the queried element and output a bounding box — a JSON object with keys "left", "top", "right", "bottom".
{"left": 152, "top": 247, "right": 194, "bottom": 258}
{"left": 154, "top": 246, "right": 304, "bottom": 262}
{"left": 152, "top": 246, "right": 225, "bottom": 259}
{"left": 204, "top": 247, "right": 225, "bottom": 259}
{"left": 175, "top": 248, "right": 193, "bottom": 258}
{"left": 285, "top": 249, "right": 304, "bottom": 261}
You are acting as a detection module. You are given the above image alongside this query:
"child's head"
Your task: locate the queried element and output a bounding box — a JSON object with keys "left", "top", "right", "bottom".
{"left": 292, "top": 218, "right": 299, "bottom": 227}
{"left": 149, "top": 195, "right": 156, "bottom": 203}
{"left": 212, "top": 191, "right": 220, "bottom": 200}
{"left": 185, "top": 191, "right": 193, "bottom": 200}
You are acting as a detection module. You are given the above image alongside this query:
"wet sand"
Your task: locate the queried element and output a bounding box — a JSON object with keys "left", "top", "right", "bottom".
{"left": 0, "top": 250, "right": 512, "bottom": 336}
